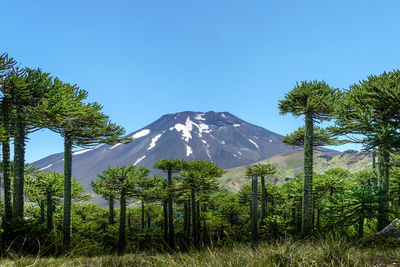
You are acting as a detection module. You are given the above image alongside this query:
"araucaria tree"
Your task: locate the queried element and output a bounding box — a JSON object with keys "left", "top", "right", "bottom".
{"left": 25, "top": 171, "right": 88, "bottom": 231}
{"left": 332, "top": 70, "right": 400, "bottom": 230}
{"left": 93, "top": 165, "right": 150, "bottom": 254}
{"left": 252, "top": 163, "right": 277, "bottom": 227}
{"left": 279, "top": 80, "right": 339, "bottom": 235}
{"left": 35, "top": 80, "right": 126, "bottom": 248}
{"left": 153, "top": 158, "right": 186, "bottom": 250}
{"left": 0, "top": 53, "right": 17, "bottom": 222}
{"left": 1, "top": 67, "right": 53, "bottom": 219}
{"left": 245, "top": 166, "right": 258, "bottom": 247}
{"left": 179, "top": 160, "right": 224, "bottom": 248}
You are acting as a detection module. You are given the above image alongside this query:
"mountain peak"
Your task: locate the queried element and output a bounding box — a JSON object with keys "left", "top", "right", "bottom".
{"left": 32, "top": 111, "right": 298, "bottom": 191}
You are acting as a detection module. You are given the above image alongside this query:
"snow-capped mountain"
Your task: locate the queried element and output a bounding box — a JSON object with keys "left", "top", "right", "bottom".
{"left": 31, "top": 111, "right": 315, "bottom": 191}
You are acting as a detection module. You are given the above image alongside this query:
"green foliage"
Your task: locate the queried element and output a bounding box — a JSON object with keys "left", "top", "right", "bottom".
{"left": 278, "top": 80, "right": 339, "bottom": 122}
{"left": 283, "top": 126, "right": 342, "bottom": 146}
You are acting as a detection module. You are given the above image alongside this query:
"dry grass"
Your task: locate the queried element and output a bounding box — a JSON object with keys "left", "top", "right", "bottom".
{"left": 1, "top": 238, "right": 400, "bottom": 267}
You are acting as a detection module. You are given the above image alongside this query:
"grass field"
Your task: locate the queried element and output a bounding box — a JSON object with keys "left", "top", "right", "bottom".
{"left": 1, "top": 237, "right": 399, "bottom": 267}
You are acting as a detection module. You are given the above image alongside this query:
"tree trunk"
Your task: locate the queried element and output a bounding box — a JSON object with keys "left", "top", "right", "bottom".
{"left": 63, "top": 133, "right": 72, "bottom": 248}
{"left": 377, "top": 148, "right": 390, "bottom": 231}
{"left": 202, "top": 204, "right": 207, "bottom": 246}
{"left": 13, "top": 116, "right": 25, "bottom": 219}
{"left": 39, "top": 201, "right": 45, "bottom": 223}
{"left": 260, "top": 176, "right": 267, "bottom": 227}
{"left": 109, "top": 196, "right": 114, "bottom": 225}
{"left": 372, "top": 152, "right": 376, "bottom": 169}
{"left": 187, "top": 196, "right": 191, "bottom": 239}
{"left": 251, "top": 175, "right": 258, "bottom": 247}
{"left": 191, "top": 189, "right": 197, "bottom": 248}
{"left": 46, "top": 192, "right": 53, "bottom": 232}
{"left": 302, "top": 112, "right": 314, "bottom": 236}
{"left": 141, "top": 199, "right": 145, "bottom": 231}
{"left": 167, "top": 168, "right": 175, "bottom": 249}
{"left": 358, "top": 216, "right": 364, "bottom": 238}
{"left": 196, "top": 200, "right": 200, "bottom": 245}
{"left": 163, "top": 199, "right": 168, "bottom": 244}
{"left": 183, "top": 201, "right": 188, "bottom": 233}
{"left": 118, "top": 188, "right": 126, "bottom": 254}
{"left": 2, "top": 135, "right": 12, "bottom": 222}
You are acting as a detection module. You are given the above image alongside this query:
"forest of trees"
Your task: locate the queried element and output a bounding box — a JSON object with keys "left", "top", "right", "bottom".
{"left": 1, "top": 52, "right": 400, "bottom": 256}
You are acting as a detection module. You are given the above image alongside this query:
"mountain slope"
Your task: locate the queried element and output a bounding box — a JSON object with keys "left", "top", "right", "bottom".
{"left": 218, "top": 149, "right": 372, "bottom": 192}
{"left": 31, "top": 111, "right": 306, "bottom": 191}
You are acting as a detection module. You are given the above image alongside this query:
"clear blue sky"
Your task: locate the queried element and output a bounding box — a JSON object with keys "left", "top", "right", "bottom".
{"left": 2, "top": 0, "right": 400, "bottom": 163}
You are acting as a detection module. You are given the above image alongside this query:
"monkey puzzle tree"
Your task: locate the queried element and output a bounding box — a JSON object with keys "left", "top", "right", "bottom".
{"left": 1, "top": 67, "right": 53, "bottom": 219}
{"left": 332, "top": 70, "right": 400, "bottom": 230}
{"left": 92, "top": 170, "right": 119, "bottom": 225}
{"left": 282, "top": 126, "right": 341, "bottom": 147}
{"left": 179, "top": 160, "right": 224, "bottom": 248}
{"left": 245, "top": 166, "right": 258, "bottom": 247}
{"left": 96, "top": 165, "right": 150, "bottom": 254}
{"left": 35, "top": 79, "right": 126, "bottom": 248}
{"left": 279, "top": 80, "right": 339, "bottom": 235}
{"left": 252, "top": 163, "right": 277, "bottom": 227}
{"left": 0, "top": 52, "right": 17, "bottom": 222}
{"left": 153, "top": 158, "right": 186, "bottom": 249}
{"left": 25, "top": 171, "right": 88, "bottom": 231}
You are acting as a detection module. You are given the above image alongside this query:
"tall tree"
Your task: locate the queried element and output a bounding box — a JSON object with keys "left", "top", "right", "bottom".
{"left": 1, "top": 68, "right": 53, "bottom": 219}
{"left": 153, "top": 158, "right": 186, "bottom": 250}
{"left": 0, "top": 52, "right": 17, "bottom": 222}
{"left": 279, "top": 80, "right": 339, "bottom": 235}
{"left": 35, "top": 79, "right": 127, "bottom": 248}
{"left": 332, "top": 70, "right": 400, "bottom": 230}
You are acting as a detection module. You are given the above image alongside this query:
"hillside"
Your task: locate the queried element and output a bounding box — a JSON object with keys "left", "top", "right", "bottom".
{"left": 218, "top": 149, "right": 372, "bottom": 192}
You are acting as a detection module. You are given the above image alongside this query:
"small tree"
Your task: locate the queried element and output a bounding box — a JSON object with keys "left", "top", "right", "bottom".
{"left": 92, "top": 171, "right": 119, "bottom": 225}
{"left": 94, "top": 165, "right": 150, "bottom": 254}
{"left": 246, "top": 166, "right": 258, "bottom": 247}
{"left": 179, "top": 160, "right": 224, "bottom": 248}
{"left": 153, "top": 158, "right": 186, "bottom": 249}
{"left": 252, "top": 163, "right": 277, "bottom": 227}
{"left": 25, "top": 171, "right": 89, "bottom": 231}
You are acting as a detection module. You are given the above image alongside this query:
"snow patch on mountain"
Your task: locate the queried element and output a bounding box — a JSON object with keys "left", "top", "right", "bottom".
{"left": 134, "top": 155, "right": 146, "bottom": 166}
{"left": 248, "top": 139, "right": 259, "bottom": 149}
{"left": 132, "top": 129, "right": 150, "bottom": 139}
{"left": 148, "top": 131, "right": 164, "bottom": 150}
{"left": 171, "top": 116, "right": 212, "bottom": 142}
{"left": 233, "top": 124, "right": 240, "bottom": 127}
{"left": 39, "top": 164, "right": 53, "bottom": 171}
{"left": 72, "top": 148, "right": 94, "bottom": 156}
{"left": 194, "top": 113, "right": 206, "bottom": 120}
{"left": 186, "top": 145, "right": 193, "bottom": 156}
{"left": 220, "top": 140, "right": 225, "bottom": 145}
{"left": 109, "top": 143, "right": 122, "bottom": 150}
